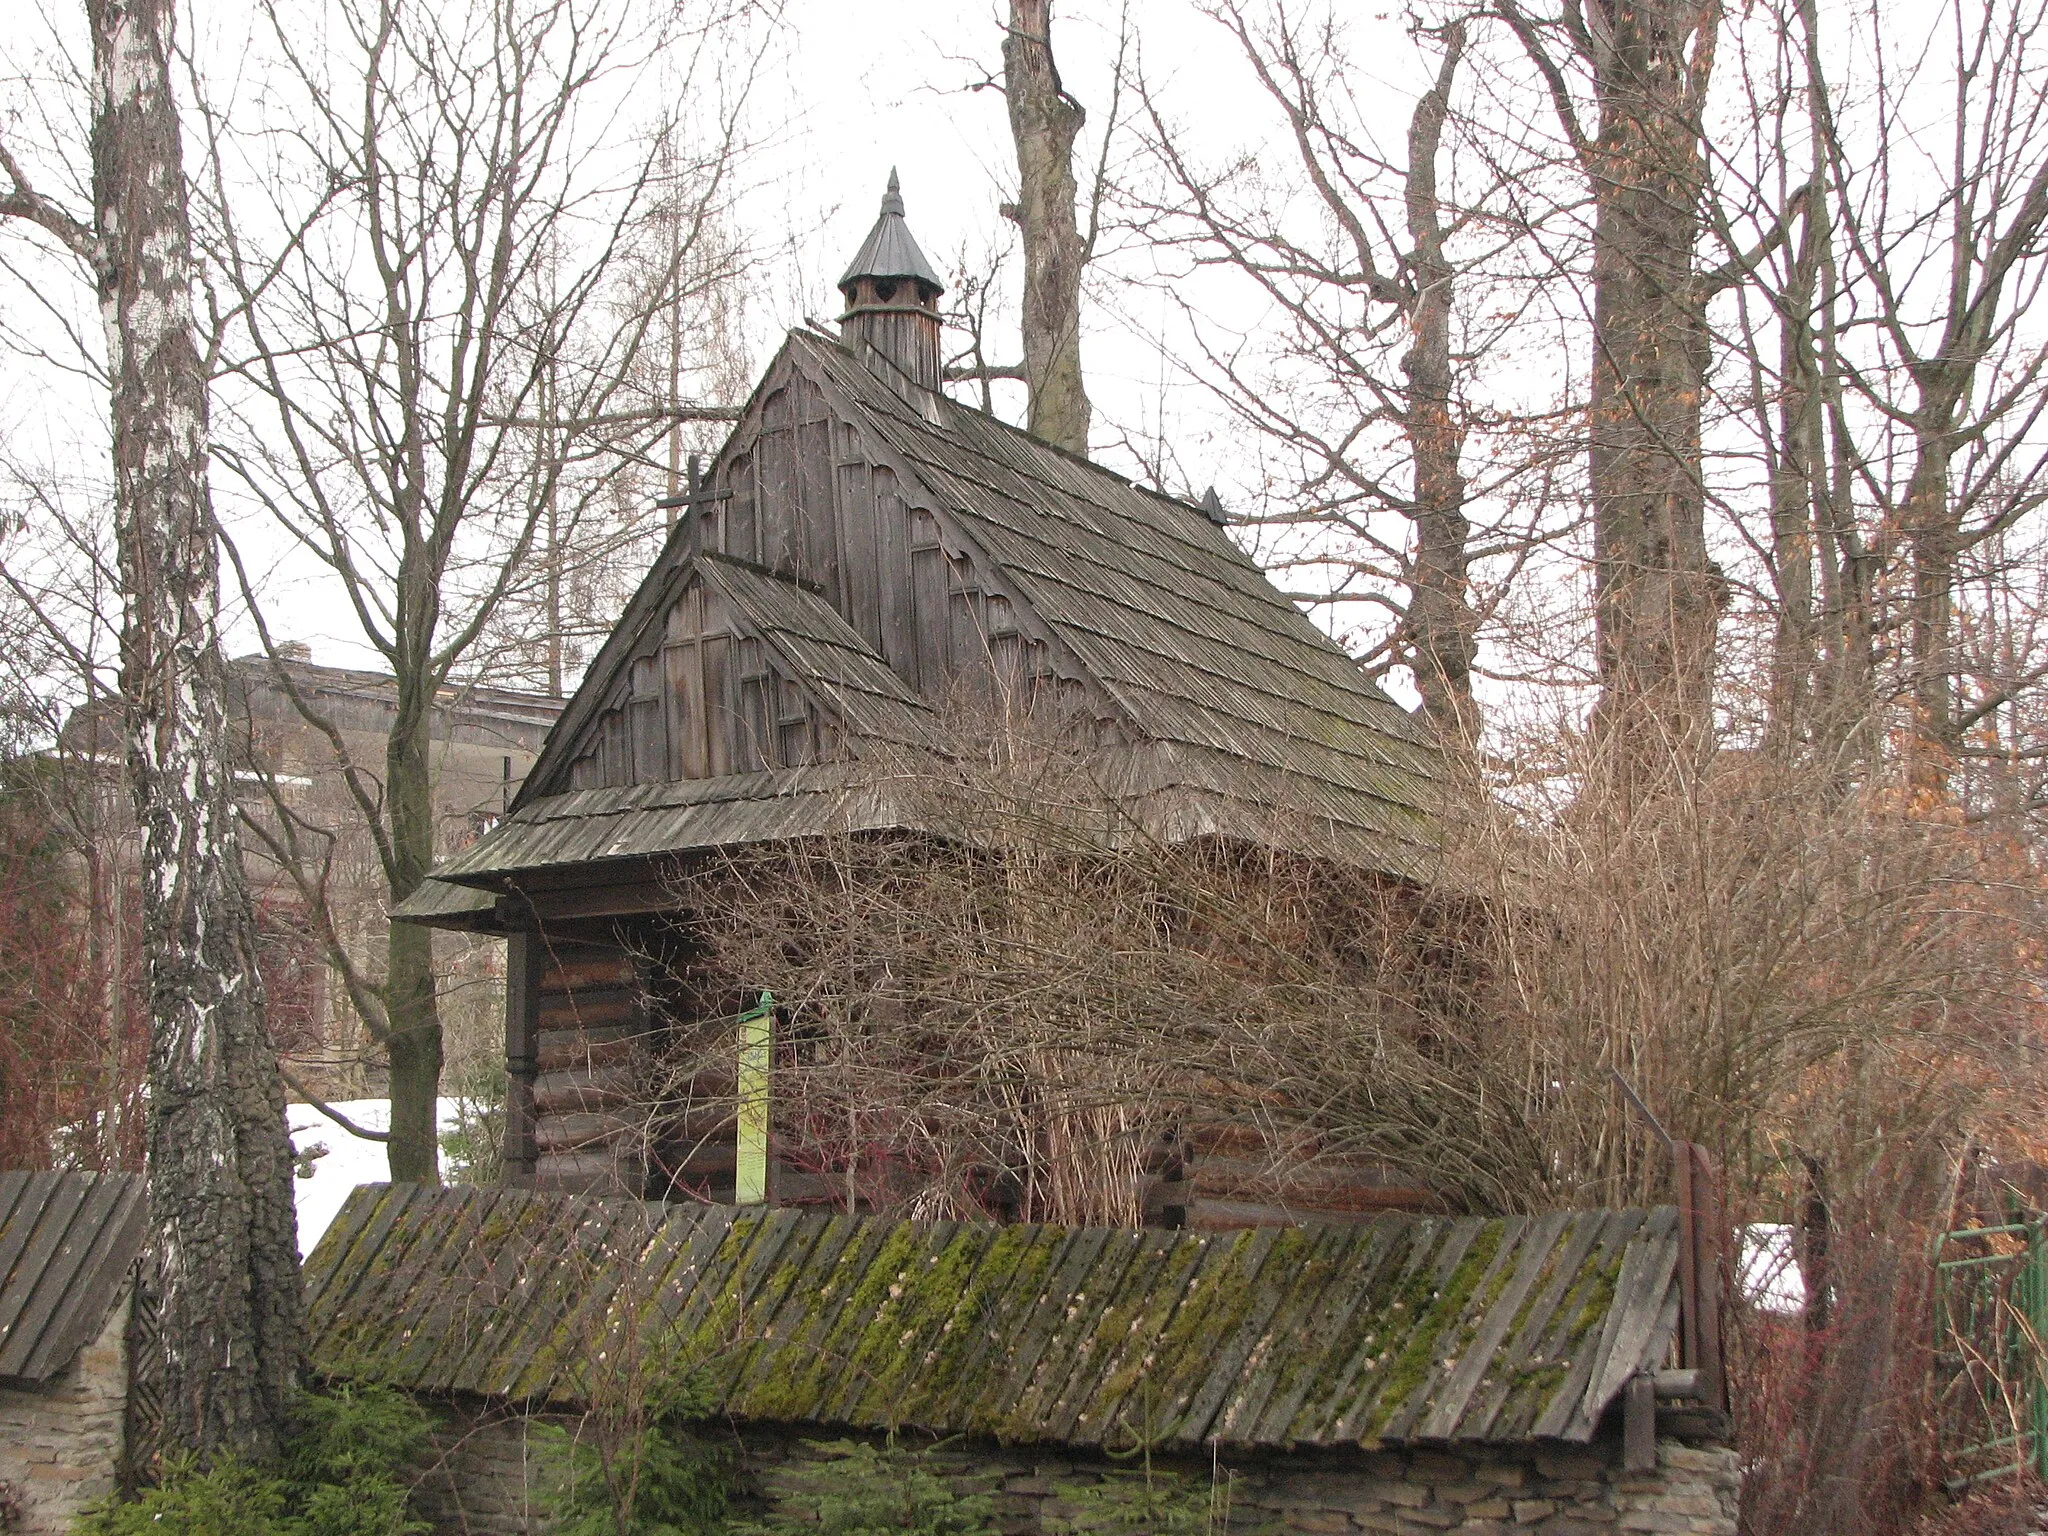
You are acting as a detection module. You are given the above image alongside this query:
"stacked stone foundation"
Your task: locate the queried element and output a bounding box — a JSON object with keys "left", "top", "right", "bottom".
{"left": 0, "top": 1293, "right": 129, "bottom": 1536}
{"left": 407, "top": 1399, "right": 1740, "bottom": 1536}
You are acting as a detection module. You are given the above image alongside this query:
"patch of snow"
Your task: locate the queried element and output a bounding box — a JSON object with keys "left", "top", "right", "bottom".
{"left": 288, "top": 1098, "right": 462, "bottom": 1256}
{"left": 1740, "top": 1223, "right": 1807, "bottom": 1314}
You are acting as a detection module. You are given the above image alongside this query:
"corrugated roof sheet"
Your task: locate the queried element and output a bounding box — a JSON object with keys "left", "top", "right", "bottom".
{"left": 306, "top": 1184, "right": 1680, "bottom": 1449}
{"left": 0, "top": 1171, "right": 146, "bottom": 1383}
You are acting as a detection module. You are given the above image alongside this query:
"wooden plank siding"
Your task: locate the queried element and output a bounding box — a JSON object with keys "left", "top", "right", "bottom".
{"left": 566, "top": 573, "right": 839, "bottom": 791}
{"left": 528, "top": 942, "right": 653, "bottom": 1198}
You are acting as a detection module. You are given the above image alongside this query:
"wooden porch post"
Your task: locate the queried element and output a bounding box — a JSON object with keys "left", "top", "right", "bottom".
{"left": 503, "top": 930, "right": 542, "bottom": 1188}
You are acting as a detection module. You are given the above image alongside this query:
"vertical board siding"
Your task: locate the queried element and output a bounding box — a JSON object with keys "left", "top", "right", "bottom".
{"left": 548, "top": 362, "right": 1043, "bottom": 797}
{"left": 759, "top": 386, "right": 798, "bottom": 575}
{"left": 564, "top": 567, "right": 859, "bottom": 794}
{"left": 796, "top": 384, "right": 838, "bottom": 598}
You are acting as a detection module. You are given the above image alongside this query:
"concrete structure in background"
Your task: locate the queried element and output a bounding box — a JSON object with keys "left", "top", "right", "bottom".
{"left": 56, "top": 651, "right": 560, "bottom": 1103}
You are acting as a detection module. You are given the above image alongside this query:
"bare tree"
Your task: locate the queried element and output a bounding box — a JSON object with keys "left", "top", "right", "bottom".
{"left": 1497, "top": 0, "right": 1727, "bottom": 763}
{"left": 1815, "top": 0, "right": 2048, "bottom": 788}
{"left": 1131, "top": 4, "right": 1562, "bottom": 752}
{"left": 189, "top": 0, "right": 764, "bottom": 1179}
{"left": 0, "top": 0, "right": 300, "bottom": 1464}
{"left": 477, "top": 124, "right": 755, "bottom": 699}
{"left": 1000, "top": 0, "right": 1094, "bottom": 454}
{"left": 1700, "top": 0, "right": 2048, "bottom": 806}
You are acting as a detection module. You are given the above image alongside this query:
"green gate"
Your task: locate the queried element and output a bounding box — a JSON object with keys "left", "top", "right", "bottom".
{"left": 1933, "top": 1218, "right": 2048, "bottom": 1488}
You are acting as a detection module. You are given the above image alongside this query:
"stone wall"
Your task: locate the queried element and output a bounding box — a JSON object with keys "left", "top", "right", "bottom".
{"left": 407, "top": 1399, "right": 1740, "bottom": 1536}
{"left": 0, "top": 1291, "right": 128, "bottom": 1536}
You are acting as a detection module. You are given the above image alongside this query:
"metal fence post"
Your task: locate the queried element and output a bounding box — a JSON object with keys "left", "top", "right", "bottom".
{"left": 2025, "top": 1221, "right": 2048, "bottom": 1481}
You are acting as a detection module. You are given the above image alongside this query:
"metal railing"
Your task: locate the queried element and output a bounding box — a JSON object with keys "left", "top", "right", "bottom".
{"left": 1933, "top": 1218, "right": 2048, "bottom": 1488}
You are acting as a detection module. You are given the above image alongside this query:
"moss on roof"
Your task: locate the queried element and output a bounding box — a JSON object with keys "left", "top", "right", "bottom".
{"left": 305, "top": 1185, "right": 1681, "bottom": 1450}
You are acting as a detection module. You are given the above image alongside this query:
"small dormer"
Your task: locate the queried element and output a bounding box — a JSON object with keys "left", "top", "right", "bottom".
{"left": 837, "top": 170, "right": 945, "bottom": 396}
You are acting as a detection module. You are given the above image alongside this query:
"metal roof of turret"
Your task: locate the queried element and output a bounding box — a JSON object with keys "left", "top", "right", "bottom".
{"left": 837, "top": 169, "right": 945, "bottom": 295}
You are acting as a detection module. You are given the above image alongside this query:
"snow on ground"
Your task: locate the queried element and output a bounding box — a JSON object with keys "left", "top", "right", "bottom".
{"left": 288, "top": 1098, "right": 461, "bottom": 1255}
{"left": 1739, "top": 1223, "right": 1807, "bottom": 1313}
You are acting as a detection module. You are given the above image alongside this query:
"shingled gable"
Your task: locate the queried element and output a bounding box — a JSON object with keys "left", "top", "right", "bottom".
{"left": 402, "top": 322, "right": 1443, "bottom": 923}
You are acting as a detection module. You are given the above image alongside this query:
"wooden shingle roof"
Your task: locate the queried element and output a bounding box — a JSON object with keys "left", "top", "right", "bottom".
{"left": 696, "top": 555, "right": 937, "bottom": 752}
{"left": 400, "top": 327, "right": 1448, "bottom": 920}
{"left": 0, "top": 1171, "right": 145, "bottom": 1383}
{"left": 792, "top": 332, "right": 1443, "bottom": 876}
{"left": 426, "top": 762, "right": 919, "bottom": 886}
{"left": 306, "top": 1184, "right": 1682, "bottom": 1450}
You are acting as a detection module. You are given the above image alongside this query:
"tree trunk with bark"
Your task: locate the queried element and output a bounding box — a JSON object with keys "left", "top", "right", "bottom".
{"left": 383, "top": 667, "right": 441, "bottom": 1182}
{"left": 1003, "top": 0, "right": 1092, "bottom": 456}
{"left": 1764, "top": 184, "right": 1823, "bottom": 755}
{"left": 1401, "top": 26, "right": 1479, "bottom": 749}
{"left": 1583, "top": 0, "right": 1723, "bottom": 763}
{"left": 1903, "top": 430, "right": 1960, "bottom": 787}
{"left": 86, "top": 0, "right": 301, "bottom": 1462}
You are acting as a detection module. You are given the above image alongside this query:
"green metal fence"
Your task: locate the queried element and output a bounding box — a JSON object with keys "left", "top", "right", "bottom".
{"left": 1932, "top": 1219, "right": 2048, "bottom": 1488}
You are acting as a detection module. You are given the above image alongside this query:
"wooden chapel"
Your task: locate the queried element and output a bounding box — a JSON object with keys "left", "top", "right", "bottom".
{"left": 396, "top": 173, "right": 1450, "bottom": 1226}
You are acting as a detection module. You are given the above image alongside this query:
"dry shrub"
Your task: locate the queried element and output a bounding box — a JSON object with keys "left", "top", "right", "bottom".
{"left": 0, "top": 757, "right": 147, "bottom": 1169}
{"left": 1919, "top": 1476, "right": 2045, "bottom": 1536}
{"left": 1449, "top": 722, "right": 2048, "bottom": 1536}
{"left": 1729, "top": 1167, "right": 1948, "bottom": 1535}
{"left": 647, "top": 720, "right": 1555, "bottom": 1223}
{"left": 634, "top": 709, "right": 2045, "bottom": 1530}
{"left": 1447, "top": 737, "right": 2045, "bottom": 1208}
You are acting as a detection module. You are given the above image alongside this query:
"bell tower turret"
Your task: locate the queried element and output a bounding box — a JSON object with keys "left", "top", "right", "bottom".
{"left": 837, "top": 170, "right": 945, "bottom": 396}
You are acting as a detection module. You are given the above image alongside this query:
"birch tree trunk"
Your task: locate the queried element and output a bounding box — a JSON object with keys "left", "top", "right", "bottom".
{"left": 1003, "top": 0, "right": 1092, "bottom": 456}
{"left": 87, "top": 0, "right": 302, "bottom": 1461}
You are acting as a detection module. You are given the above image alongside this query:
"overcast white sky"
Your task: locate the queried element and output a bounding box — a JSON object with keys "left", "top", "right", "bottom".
{"left": 0, "top": 0, "right": 1438, "bottom": 696}
{"left": 743, "top": 0, "right": 1422, "bottom": 504}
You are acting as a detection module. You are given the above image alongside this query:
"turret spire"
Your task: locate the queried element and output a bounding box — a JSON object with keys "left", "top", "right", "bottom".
{"left": 838, "top": 169, "right": 945, "bottom": 300}
{"left": 837, "top": 171, "right": 945, "bottom": 395}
